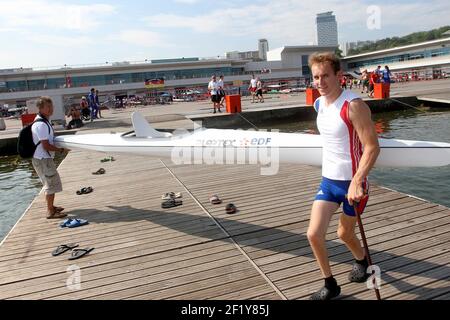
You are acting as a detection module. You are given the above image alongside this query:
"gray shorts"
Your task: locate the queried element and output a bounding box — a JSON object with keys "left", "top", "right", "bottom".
{"left": 32, "top": 158, "right": 63, "bottom": 195}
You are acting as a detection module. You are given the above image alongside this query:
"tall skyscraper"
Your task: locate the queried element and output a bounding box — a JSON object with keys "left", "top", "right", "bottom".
{"left": 258, "top": 39, "right": 269, "bottom": 60}
{"left": 316, "top": 12, "right": 338, "bottom": 47}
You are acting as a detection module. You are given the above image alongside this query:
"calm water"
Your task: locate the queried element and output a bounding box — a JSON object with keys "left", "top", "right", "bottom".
{"left": 263, "top": 108, "right": 450, "bottom": 208}
{"left": 0, "top": 154, "right": 66, "bottom": 242}
{"left": 1, "top": 109, "right": 449, "bottom": 241}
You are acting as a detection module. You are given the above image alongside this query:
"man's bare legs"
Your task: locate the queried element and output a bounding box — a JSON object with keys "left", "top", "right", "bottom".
{"left": 307, "top": 201, "right": 339, "bottom": 278}
{"left": 337, "top": 213, "right": 365, "bottom": 260}
{"left": 46, "top": 194, "right": 55, "bottom": 216}
{"left": 46, "top": 193, "right": 66, "bottom": 218}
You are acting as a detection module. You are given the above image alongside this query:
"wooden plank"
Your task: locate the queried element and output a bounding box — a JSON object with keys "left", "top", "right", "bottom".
{"left": 1, "top": 147, "right": 449, "bottom": 301}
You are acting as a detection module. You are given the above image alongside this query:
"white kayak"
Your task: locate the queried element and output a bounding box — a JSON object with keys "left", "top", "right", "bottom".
{"left": 55, "top": 112, "right": 450, "bottom": 168}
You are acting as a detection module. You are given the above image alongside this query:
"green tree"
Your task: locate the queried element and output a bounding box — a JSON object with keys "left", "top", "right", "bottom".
{"left": 347, "top": 25, "right": 450, "bottom": 55}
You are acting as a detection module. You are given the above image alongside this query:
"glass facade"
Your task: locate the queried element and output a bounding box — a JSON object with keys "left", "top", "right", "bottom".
{"left": 347, "top": 46, "right": 450, "bottom": 69}
{"left": 302, "top": 55, "right": 311, "bottom": 76}
{"left": 2, "top": 66, "right": 246, "bottom": 92}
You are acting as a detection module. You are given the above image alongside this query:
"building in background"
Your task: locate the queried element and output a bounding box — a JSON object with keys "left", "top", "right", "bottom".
{"left": 226, "top": 39, "right": 270, "bottom": 61}
{"left": 316, "top": 12, "right": 338, "bottom": 47}
{"left": 258, "top": 39, "right": 269, "bottom": 61}
{"left": 342, "top": 40, "right": 376, "bottom": 56}
{"left": 342, "top": 37, "right": 450, "bottom": 80}
{"left": 225, "top": 50, "right": 260, "bottom": 60}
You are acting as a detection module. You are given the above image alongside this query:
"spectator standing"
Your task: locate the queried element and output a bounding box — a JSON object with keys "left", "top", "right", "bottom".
{"left": 249, "top": 74, "right": 257, "bottom": 103}
{"left": 88, "top": 88, "right": 98, "bottom": 121}
{"left": 256, "top": 77, "right": 264, "bottom": 103}
{"left": 382, "top": 66, "right": 392, "bottom": 84}
{"left": 208, "top": 75, "right": 221, "bottom": 113}
{"left": 217, "top": 75, "right": 226, "bottom": 110}
{"left": 95, "top": 90, "right": 102, "bottom": 119}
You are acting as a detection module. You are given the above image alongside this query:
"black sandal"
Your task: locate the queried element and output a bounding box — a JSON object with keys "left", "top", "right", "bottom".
{"left": 225, "top": 203, "right": 237, "bottom": 214}
{"left": 310, "top": 285, "right": 341, "bottom": 300}
{"left": 92, "top": 168, "right": 106, "bottom": 175}
{"left": 76, "top": 187, "right": 94, "bottom": 195}
{"left": 68, "top": 248, "right": 95, "bottom": 260}
{"left": 161, "top": 198, "right": 183, "bottom": 209}
{"left": 348, "top": 262, "right": 370, "bottom": 283}
{"left": 52, "top": 244, "right": 79, "bottom": 257}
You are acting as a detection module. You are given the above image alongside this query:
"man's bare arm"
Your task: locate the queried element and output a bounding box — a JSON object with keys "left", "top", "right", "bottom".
{"left": 41, "top": 140, "right": 64, "bottom": 152}
{"left": 348, "top": 99, "right": 380, "bottom": 203}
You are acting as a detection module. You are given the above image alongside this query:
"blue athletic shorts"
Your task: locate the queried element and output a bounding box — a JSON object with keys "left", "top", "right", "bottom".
{"left": 315, "top": 177, "right": 369, "bottom": 217}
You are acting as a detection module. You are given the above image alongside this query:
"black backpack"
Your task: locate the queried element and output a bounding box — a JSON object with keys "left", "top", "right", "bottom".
{"left": 17, "top": 118, "right": 51, "bottom": 159}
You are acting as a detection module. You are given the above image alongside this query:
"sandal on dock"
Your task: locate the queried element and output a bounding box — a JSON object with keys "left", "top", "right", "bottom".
{"left": 92, "top": 168, "right": 106, "bottom": 175}
{"left": 68, "top": 248, "right": 95, "bottom": 260}
{"left": 161, "top": 192, "right": 182, "bottom": 200}
{"left": 52, "top": 243, "right": 79, "bottom": 257}
{"left": 66, "top": 218, "right": 89, "bottom": 229}
{"left": 225, "top": 203, "right": 237, "bottom": 214}
{"left": 47, "top": 211, "right": 68, "bottom": 220}
{"left": 76, "top": 187, "right": 93, "bottom": 195}
{"left": 161, "top": 198, "right": 183, "bottom": 209}
{"left": 210, "top": 195, "right": 222, "bottom": 205}
{"left": 100, "top": 156, "right": 115, "bottom": 163}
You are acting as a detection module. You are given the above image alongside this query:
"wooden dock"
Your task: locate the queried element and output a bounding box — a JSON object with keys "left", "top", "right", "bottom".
{"left": 0, "top": 149, "right": 449, "bottom": 300}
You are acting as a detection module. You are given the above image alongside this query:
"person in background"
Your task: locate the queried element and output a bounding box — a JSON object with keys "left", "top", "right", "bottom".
{"left": 80, "top": 96, "right": 90, "bottom": 120}
{"left": 217, "top": 75, "right": 226, "bottom": 110}
{"left": 66, "top": 105, "right": 83, "bottom": 130}
{"left": 361, "top": 70, "right": 369, "bottom": 94}
{"left": 95, "top": 90, "right": 102, "bottom": 119}
{"left": 375, "top": 65, "right": 382, "bottom": 79}
{"left": 255, "top": 77, "right": 264, "bottom": 103}
{"left": 88, "top": 88, "right": 98, "bottom": 121}
{"left": 368, "top": 71, "right": 379, "bottom": 98}
{"left": 249, "top": 74, "right": 257, "bottom": 103}
{"left": 208, "top": 75, "right": 221, "bottom": 113}
{"left": 340, "top": 76, "right": 347, "bottom": 89}
{"left": 382, "top": 66, "right": 392, "bottom": 84}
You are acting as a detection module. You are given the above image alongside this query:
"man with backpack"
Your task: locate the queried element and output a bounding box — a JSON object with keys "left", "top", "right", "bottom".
{"left": 30, "top": 97, "right": 68, "bottom": 219}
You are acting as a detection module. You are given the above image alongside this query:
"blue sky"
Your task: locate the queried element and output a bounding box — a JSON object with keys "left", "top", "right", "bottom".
{"left": 0, "top": 0, "right": 449, "bottom": 69}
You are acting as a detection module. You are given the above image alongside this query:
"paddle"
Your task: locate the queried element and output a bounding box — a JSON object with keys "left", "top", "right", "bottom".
{"left": 350, "top": 198, "right": 382, "bottom": 300}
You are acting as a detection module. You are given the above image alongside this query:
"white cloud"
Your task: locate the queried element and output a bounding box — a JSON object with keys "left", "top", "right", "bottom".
{"left": 109, "top": 30, "right": 173, "bottom": 48}
{"left": 0, "top": 0, "right": 116, "bottom": 31}
{"left": 144, "top": 0, "right": 450, "bottom": 45}
{"left": 29, "top": 34, "right": 93, "bottom": 47}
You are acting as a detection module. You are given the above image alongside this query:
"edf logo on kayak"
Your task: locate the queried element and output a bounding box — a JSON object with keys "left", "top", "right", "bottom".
{"left": 240, "top": 138, "right": 272, "bottom": 147}
{"left": 197, "top": 137, "right": 272, "bottom": 147}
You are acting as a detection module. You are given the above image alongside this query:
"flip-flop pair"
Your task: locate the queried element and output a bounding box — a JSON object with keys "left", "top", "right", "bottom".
{"left": 60, "top": 218, "right": 89, "bottom": 229}
{"left": 76, "top": 187, "right": 93, "bottom": 195}
{"left": 51, "top": 243, "right": 94, "bottom": 260}
{"left": 161, "top": 198, "right": 183, "bottom": 209}
{"left": 92, "top": 168, "right": 106, "bottom": 175}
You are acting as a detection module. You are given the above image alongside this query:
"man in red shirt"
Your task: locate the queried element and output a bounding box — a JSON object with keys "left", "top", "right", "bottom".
{"left": 368, "top": 72, "right": 379, "bottom": 98}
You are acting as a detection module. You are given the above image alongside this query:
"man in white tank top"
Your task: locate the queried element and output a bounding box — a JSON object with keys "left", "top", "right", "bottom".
{"left": 307, "top": 53, "right": 380, "bottom": 300}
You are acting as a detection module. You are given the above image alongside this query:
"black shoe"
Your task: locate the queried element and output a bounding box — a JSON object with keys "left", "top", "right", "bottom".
{"left": 310, "top": 285, "right": 341, "bottom": 300}
{"left": 348, "top": 262, "right": 370, "bottom": 283}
